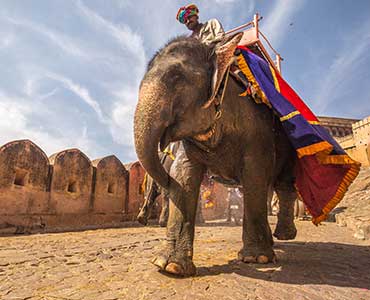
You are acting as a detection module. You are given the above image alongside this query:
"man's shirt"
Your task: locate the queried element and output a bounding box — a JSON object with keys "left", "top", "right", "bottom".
{"left": 191, "top": 19, "right": 225, "bottom": 45}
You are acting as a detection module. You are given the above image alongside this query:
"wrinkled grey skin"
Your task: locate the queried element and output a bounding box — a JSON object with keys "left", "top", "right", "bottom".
{"left": 134, "top": 35, "right": 297, "bottom": 276}
{"left": 137, "top": 143, "right": 180, "bottom": 227}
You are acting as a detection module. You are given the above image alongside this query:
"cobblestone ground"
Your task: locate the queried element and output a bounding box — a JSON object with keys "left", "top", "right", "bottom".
{"left": 1, "top": 217, "right": 369, "bottom": 300}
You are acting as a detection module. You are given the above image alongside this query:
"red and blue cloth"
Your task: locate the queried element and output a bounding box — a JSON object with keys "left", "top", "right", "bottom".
{"left": 236, "top": 45, "right": 361, "bottom": 224}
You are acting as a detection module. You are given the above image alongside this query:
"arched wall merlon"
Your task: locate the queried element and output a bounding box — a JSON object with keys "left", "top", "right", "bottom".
{"left": 0, "top": 139, "right": 49, "bottom": 215}
{"left": 126, "top": 161, "right": 145, "bottom": 216}
{"left": 0, "top": 139, "right": 49, "bottom": 189}
{"left": 92, "top": 155, "right": 129, "bottom": 214}
{"left": 49, "top": 148, "right": 93, "bottom": 214}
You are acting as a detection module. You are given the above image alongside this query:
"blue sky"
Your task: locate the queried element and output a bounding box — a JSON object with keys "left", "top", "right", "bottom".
{"left": 1, "top": 0, "right": 369, "bottom": 163}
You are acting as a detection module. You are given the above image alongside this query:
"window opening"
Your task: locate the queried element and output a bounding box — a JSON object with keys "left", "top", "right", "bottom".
{"left": 108, "top": 182, "right": 115, "bottom": 194}
{"left": 14, "top": 170, "right": 28, "bottom": 186}
{"left": 67, "top": 181, "right": 77, "bottom": 193}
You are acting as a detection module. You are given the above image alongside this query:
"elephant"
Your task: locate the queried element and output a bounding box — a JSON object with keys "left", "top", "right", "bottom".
{"left": 134, "top": 33, "right": 298, "bottom": 276}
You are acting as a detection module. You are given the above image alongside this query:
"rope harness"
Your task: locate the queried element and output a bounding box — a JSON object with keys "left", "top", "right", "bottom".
{"left": 193, "top": 65, "right": 231, "bottom": 142}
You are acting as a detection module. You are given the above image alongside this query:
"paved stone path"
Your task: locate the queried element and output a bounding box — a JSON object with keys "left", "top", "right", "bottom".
{"left": 0, "top": 217, "right": 369, "bottom": 300}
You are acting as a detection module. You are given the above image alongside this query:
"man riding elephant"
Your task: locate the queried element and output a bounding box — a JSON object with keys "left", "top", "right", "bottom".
{"left": 133, "top": 4, "right": 359, "bottom": 277}
{"left": 176, "top": 4, "right": 225, "bottom": 45}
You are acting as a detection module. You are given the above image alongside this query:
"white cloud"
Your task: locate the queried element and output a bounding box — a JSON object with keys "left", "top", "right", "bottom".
{"left": 4, "top": 16, "right": 88, "bottom": 58}
{"left": 201, "top": 0, "right": 256, "bottom": 29}
{"left": 37, "top": 88, "right": 59, "bottom": 101}
{"left": 261, "top": 0, "right": 305, "bottom": 49}
{"left": 0, "top": 93, "right": 30, "bottom": 135}
{"left": 2, "top": 2, "right": 177, "bottom": 162}
{"left": 246, "top": 0, "right": 256, "bottom": 14}
{"left": 76, "top": 0, "right": 146, "bottom": 75}
{"left": 22, "top": 74, "right": 59, "bottom": 102}
{"left": 112, "top": 0, "right": 130, "bottom": 9}
{"left": 109, "top": 84, "right": 138, "bottom": 147}
{"left": 312, "top": 23, "right": 370, "bottom": 113}
{"left": 46, "top": 73, "right": 107, "bottom": 124}
{"left": 0, "top": 33, "right": 14, "bottom": 48}
{"left": 212, "top": 0, "right": 238, "bottom": 3}
{"left": 75, "top": 1, "right": 149, "bottom": 149}
{"left": 24, "top": 78, "right": 37, "bottom": 97}
{"left": 0, "top": 89, "right": 109, "bottom": 159}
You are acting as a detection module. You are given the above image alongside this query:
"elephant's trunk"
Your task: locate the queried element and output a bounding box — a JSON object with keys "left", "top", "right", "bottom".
{"left": 134, "top": 80, "right": 172, "bottom": 189}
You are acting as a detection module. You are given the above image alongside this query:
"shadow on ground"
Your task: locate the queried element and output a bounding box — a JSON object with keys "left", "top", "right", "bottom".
{"left": 196, "top": 241, "right": 370, "bottom": 290}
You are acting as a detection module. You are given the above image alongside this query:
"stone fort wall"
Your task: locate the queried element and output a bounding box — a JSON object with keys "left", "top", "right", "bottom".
{"left": 337, "top": 116, "right": 370, "bottom": 166}
{"left": 0, "top": 139, "right": 144, "bottom": 234}
{"left": 317, "top": 115, "right": 370, "bottom": 166}
{"left": 0, "top": 139, "right": 229, "bottom": 233}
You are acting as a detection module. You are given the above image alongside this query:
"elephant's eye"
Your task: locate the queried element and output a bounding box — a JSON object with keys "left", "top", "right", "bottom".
{"left": 165, "top": 72, "right": 185, "bottom": 86}
{"left": 162, "top": 64, "right": 187, "bottom": 85}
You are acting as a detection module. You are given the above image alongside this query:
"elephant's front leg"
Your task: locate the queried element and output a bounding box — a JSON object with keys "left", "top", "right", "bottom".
{"left": 152, "top": 149, "right": 205, "bottom": 276}
{"left": 239, "top": 154, "right": 275, "bottom": 264}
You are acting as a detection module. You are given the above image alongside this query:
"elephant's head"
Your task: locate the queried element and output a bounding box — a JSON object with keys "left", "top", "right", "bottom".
{"left": 134, "top": 33, "right": 243, "bottom": 188}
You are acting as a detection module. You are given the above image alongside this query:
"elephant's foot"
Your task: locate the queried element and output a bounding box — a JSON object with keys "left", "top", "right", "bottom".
{"left": 238, "top": 247, "right": 276, "bottom": 264}
{"left": 273, "top": 221, "right": 297, "bottom": 240}
{"left": 137, "top": 210, "right": 148, "bottom": 226}
{"left": 151, "top": 253, "right": 196, "bottom": 277}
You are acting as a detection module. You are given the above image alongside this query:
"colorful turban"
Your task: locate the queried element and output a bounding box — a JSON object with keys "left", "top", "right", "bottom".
{"left": 176, "top": 4, "right": 199, "bottom": 24}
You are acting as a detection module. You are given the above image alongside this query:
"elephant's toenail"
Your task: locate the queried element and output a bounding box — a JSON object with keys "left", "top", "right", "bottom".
{"left": 165, "top": 262, "right": 184, "bottom": 275}
{"left": 152, "top": 256, "right": 167, "bottom": 269}
{"left": 257, "top": 255, "right": 269, "bottom": 264}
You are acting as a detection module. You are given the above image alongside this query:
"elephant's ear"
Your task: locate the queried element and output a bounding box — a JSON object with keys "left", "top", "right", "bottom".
{"left": 203, "top": 32, "right": 243, "bottom": 109}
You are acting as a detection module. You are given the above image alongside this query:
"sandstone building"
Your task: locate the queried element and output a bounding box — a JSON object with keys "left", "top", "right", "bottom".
{"left": 316, "top": 116, "right": 369, "bottom": 166}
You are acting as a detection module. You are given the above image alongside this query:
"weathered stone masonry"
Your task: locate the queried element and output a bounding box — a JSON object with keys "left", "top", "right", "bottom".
{"left": 0, "top": 139, "right": 230, "bottom": 233}
{"left": 0, "top": 139, "right": 135, "bottom": 233}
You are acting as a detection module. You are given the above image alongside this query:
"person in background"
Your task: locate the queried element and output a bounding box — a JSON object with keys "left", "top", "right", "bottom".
{"left": 226, "top": 187, "right": 243, "bottom": 225}
{"left": 176, "top": 4, "right": 225, "bottom": 46}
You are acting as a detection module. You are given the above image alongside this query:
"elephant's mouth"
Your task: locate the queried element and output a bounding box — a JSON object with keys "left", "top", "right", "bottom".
{"left": 160, "top": 123, "right": 216, "bottom": 150}
{"left": 193, "top": 123, "right": 216, "bottom": 142}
